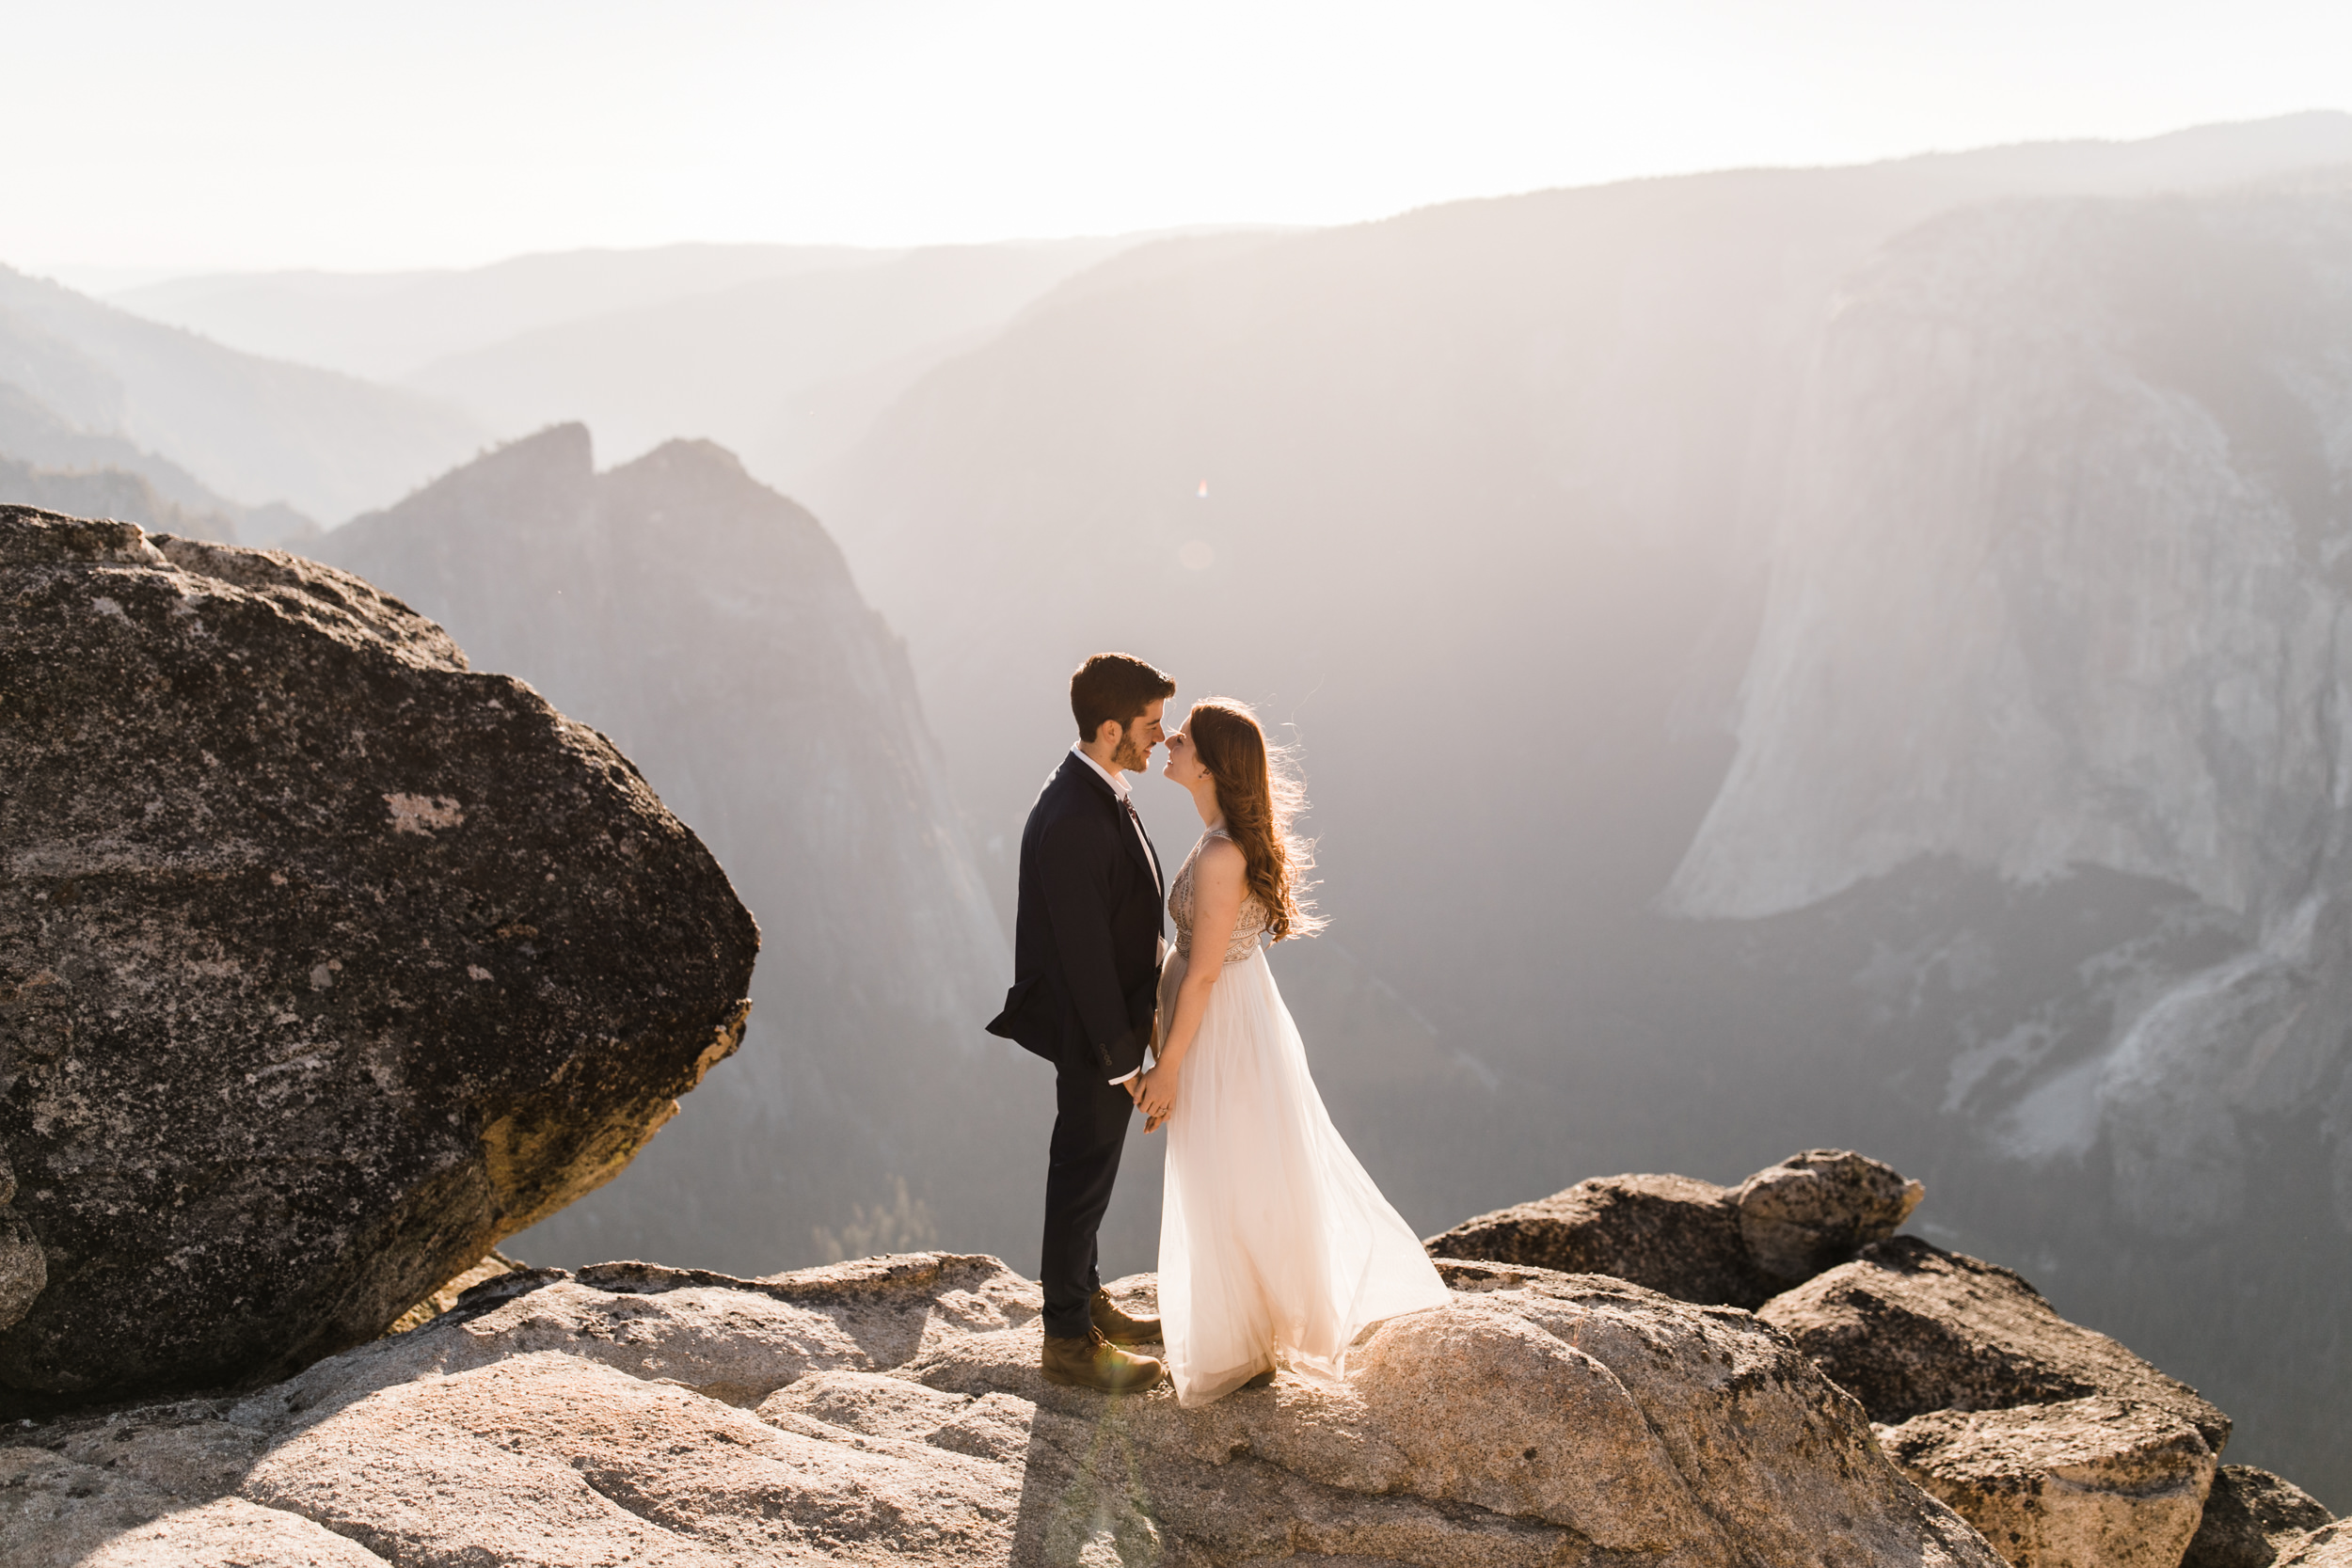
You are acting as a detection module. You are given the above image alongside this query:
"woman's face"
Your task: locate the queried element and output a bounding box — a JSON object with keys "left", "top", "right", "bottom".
{"left": 1164, "top": 721, "right": 1209, "bottom": 789}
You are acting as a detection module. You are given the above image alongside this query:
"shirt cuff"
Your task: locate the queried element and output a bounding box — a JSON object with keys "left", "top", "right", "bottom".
{"left": 1108, "top": 1067, "right": 1141, "bottom": 1085}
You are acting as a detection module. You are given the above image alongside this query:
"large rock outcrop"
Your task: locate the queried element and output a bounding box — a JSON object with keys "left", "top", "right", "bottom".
{"left": 0, "top": 509, "right": 757, "bottom": 1407}
{"left": 0, "top": 1252, "right": 2004, "bottom": 1567}
{"left": 1763, "top": 1236, "right": 2234, "bottom": 1568}
{"left": 1474, "top": 1152, "right": 2331, "bottom": 1566}
{"left": 1426, "top": 1148, "right": 1922, "bottom": 1307}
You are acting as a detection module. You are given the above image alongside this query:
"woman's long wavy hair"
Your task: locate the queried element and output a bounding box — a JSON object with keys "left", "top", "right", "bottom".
{"left": 1188, "top": 698, "right": 1325, "bottom": 942}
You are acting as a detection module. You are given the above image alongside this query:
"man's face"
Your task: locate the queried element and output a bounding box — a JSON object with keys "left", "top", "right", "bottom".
{"left": 1110, "top": 698, "right": 1168, "bottom": 773}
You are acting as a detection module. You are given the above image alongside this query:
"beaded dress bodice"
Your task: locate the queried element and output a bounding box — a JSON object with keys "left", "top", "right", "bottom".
{"left": 1169, "top": 827, "right": 1274, "bottom": 964}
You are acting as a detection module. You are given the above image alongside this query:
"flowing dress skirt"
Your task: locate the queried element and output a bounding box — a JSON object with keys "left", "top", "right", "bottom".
{"left": 1155, "top": 945, "right": 1451, "bottom": 1406}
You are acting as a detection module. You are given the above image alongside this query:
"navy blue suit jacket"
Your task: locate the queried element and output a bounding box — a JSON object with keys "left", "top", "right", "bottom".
{"left": 985, "top": 752, "right": 1166, "bottom": 1080}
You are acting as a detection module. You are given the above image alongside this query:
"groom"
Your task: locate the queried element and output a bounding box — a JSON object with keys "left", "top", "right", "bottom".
{"left": 986, "top": 652, "right": 1177, "bottom": 1392}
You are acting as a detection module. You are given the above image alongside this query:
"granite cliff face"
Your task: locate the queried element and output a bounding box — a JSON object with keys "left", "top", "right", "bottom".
{"left": 1641, "top": 188, "right": 2352, "bottom": 1495}
{"left": 1670, "top": 189, "right": 2352, "bottom": 930}
{"left": 1667, "top": 188, "right": 2352, "bottom": 1231}
{"left": 312, "top": 428, "right": 1022, "bottom": 1272}
{"left": 0, "top": 509, "right": 756, "bottom": 1407}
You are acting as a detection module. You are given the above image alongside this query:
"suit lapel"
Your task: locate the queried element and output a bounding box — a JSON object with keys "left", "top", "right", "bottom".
{"left": 1132, "top": 810, "right": 1165, "bottom": 902}
{"left": 1061, "top": 752, "right": 1162, "bottom": 898}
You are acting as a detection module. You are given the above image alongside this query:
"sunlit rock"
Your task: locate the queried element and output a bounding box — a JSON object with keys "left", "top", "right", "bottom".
{"left": 1, "top": 1252, "right": 2005, "bottom": 1567}
{"left": 1877, "top": 1397, "right": 2217, "bottom": 1568}
{"left": 1737, "top": 1148, "right": 1925, "bottom": 1282}
{"left": 1426, "top": 1148, "right": 1925, "bottom": 1307}
{"left": 1424, "top": 1171, "right": 1776, "bottom": 1307}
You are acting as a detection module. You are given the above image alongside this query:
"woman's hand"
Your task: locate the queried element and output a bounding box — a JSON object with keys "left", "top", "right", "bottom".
{"left": 1136, "top": 1063, "right": 1179, "bottom": 1130}
{"left": 1141, "top": 836, "right": 1244, "bottom": 1133}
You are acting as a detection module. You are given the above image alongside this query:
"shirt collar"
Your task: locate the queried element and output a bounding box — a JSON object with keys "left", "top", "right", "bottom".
{"left": 1069, "top": 742, "right": 1130, "bottom": 801}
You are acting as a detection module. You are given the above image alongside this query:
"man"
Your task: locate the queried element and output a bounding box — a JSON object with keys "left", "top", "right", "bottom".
{"left": 986, "top": 652, "right": 1176, "bottom": 1392}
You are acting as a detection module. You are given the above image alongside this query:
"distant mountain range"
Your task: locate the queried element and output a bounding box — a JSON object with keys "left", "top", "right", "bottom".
{"left": 3, "top": 236, "right": 1169, "bottom": 532}
{"left": 0, "top": 383, "right": 243, "bottom": 541}
{"left": 0, "top": 265, "right": 485, "bottom": 525}
{"left": 107, "top": 244, "right": 890, "bottom": 380}
{"left": 103, "top": 236, "right": 1188, "bottom": 496}
{"left": 402, "top": 240, "right": 1151, "bottom": 490}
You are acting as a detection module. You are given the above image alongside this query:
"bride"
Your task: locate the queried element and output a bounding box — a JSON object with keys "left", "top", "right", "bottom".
{"left": 1133, "top": 699, "right": 1450, "bottom": 1405}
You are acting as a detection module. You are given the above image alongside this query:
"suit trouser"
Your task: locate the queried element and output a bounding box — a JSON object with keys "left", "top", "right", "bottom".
{"left": 1040, "top": 1059, "right": 1136, "bottom": 1340}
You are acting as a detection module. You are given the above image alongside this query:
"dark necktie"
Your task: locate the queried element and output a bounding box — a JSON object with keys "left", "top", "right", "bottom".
{"left": 1120, "top": 796, "right": 1158, "bottom": 884}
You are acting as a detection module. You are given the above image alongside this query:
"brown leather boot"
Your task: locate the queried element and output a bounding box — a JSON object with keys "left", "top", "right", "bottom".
{"left": 1090, "top": 1288, "right": 1161, "bottom": 1344}
{"left": 1041, "top": 1326, "right": 1164, "bottom": 1393}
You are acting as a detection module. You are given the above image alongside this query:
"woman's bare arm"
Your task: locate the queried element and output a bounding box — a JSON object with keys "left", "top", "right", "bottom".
{"left": 1136, "top": 839, "right": 1246, "bottom": 1124}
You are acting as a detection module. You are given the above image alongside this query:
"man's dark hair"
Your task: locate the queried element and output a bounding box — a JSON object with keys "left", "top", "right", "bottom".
{"left": 1071, "top": 653, "right": 1176, "bottom": 741}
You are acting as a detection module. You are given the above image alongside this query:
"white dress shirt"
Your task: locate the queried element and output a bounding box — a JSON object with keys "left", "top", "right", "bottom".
{"left": 1071, "top": 743, "right": 1161, "bottom": 1084}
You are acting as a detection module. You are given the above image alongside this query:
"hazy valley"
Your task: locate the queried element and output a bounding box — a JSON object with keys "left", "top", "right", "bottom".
{"left": 8, "top": 111, "right": 2352, "bottom": 1508}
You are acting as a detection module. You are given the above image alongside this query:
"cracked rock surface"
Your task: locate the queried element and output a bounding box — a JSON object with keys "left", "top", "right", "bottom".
{"left": 1764, "top": 1237, "right": 2238, "bottom": 1568}
{"left": 0, "top": 1251, "right": 2003, "bottom": 1567}
{"left": 0, "top": 509, "right": 758, "bottom": 1409}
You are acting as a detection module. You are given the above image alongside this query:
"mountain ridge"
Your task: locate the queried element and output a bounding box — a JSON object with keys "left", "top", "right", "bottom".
{"left": 310, "top": 426, "right": 1030, "bottom": 1272}
{"left": 0, "top": 264, "right": 485, "bottom": 522}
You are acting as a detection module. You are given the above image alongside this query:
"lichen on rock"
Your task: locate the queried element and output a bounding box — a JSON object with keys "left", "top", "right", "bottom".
{"left": 0, "top": 507, "right": 758, "bottom": 1410}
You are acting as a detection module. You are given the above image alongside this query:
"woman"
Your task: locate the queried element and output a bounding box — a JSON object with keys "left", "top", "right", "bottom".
{"left": 1134, "top": 699, "right": 1449, "bottom": 1405}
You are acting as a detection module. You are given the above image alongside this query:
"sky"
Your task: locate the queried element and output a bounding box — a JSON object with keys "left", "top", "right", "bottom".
{"left": 7, "top": 0, "right": 2350, "bottom": 280}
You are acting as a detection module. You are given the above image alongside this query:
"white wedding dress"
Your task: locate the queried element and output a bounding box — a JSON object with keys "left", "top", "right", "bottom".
{"left": 1154, "top": 828, "right": 1451, "bottom": 1405}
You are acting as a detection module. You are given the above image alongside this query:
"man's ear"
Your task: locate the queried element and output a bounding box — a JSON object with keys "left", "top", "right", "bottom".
{"left": 1091, "top": 717, "right": 1123, "bottom": 751}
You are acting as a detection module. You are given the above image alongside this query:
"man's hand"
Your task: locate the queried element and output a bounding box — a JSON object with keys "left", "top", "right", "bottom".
{"left": 1136, "top": 1063, "right": 1178, "bottom": 1128}
{"left": 1124, "top": 1009, "right": 1161, "bottom": 1109}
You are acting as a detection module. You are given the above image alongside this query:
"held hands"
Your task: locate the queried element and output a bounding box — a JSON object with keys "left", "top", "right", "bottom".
{"left": 1124, "top": 1071, "right": 1163, "bottom": 1132}
{"left": 1136, "top": 1062, "right": 1178, "bottom": 1132}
